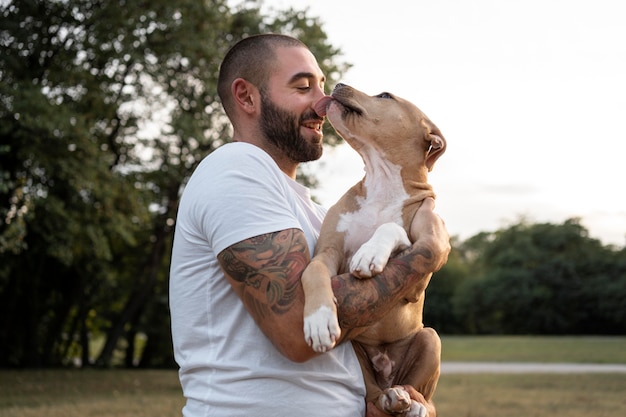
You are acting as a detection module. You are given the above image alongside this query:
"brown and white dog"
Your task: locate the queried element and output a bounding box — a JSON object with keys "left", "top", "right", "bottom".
{"left": 302, "top": 84, "right": 447, "bottom": 417}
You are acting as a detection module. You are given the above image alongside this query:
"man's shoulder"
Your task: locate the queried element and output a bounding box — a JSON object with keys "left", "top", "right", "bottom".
{"left": 197, "top": 142, "right": 276, "bottom": 174}
{"left": 186, "top": 142, "right": 286, "bottom": 198}
{"left": 210, "top": 141, "right": 268, "bottom": 159}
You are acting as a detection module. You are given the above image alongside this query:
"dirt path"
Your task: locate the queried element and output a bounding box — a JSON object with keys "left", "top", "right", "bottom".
{"left": 441, "top": 362, "right": 626, "bottom": 374}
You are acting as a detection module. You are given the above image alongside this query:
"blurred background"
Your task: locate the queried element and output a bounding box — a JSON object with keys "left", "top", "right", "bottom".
{"left": 0, "top": 0, "right": 624, "bottom": 369}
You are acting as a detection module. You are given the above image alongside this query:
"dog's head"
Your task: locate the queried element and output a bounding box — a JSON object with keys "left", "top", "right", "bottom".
{"left": 315, "top": 84, "right": 446, "bottom": 172}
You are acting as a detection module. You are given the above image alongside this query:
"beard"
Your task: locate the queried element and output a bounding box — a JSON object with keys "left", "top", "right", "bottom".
{"left": 259, "top": 93, "right": 323, "bottom": 163}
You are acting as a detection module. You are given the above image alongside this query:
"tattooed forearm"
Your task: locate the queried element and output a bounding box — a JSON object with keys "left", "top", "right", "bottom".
{"left": 332, "top": 257, "right": 416, "bottom": 329}
{"left": 218, "top": 229, "right": 310, "bottom": 318}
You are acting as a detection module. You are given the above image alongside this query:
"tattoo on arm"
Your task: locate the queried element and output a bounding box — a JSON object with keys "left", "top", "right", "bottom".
{"left": 218, "top": 229, "right": 310, "bottom": 319}
{"left": 332, "top": 256, "right": 419, "bottom": 331}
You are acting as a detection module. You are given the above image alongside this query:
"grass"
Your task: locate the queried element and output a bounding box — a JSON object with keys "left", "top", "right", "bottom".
{"left": 0, "top": 369, "right": 184, "bottom": 417}
{"left": 435, "top": 373, "right": 626, "bottom": 417}
{"left": 1, "top": 336, "right": 625, "bottom": 417}
{"left": 441, "top": 335, "right": 626, "bottom": 363}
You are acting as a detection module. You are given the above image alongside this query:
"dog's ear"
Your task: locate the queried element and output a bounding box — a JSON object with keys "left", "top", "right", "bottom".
{"left": 425, "top": 133, "right": 446, "bottom": 172}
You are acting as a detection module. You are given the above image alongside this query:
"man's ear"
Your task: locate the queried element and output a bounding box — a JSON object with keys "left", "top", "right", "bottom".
{"left": 231, "top": 78, "right": 258, "bottom": 114}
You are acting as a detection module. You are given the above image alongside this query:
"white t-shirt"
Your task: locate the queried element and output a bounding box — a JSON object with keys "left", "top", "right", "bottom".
{"left": 169, "top": 142, "right": 366, "bottom": 417}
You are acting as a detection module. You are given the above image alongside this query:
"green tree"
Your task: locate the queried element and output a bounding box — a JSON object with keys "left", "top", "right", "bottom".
{"left": 0, "top": 0, "right": 348, "bottom": 368}
{"left": 424, "top": 236, "right": 470, "bottom": 333}
{"left": 451, "top": 219, "right": 626, "bottom": 335}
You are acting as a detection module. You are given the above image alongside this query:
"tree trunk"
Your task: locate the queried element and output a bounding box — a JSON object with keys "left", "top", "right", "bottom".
{"left": 96, "top": 216, "right": 173, "bottom": 367}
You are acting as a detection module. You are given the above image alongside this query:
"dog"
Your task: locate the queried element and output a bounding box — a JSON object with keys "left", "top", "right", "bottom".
{"left": 302, "top": 84, "right": 447, "bottom": 417}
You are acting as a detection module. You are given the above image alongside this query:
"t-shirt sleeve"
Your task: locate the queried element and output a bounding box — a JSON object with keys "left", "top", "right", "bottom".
{"left": 186, "top": 145, "right": 301, "bottom": 256}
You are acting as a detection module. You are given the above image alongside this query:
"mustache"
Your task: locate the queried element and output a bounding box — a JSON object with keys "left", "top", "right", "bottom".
{"left": 300, "top": 110, "right": 324, "bottom": 124}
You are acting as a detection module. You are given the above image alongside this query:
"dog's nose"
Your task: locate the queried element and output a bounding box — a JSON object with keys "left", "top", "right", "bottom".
{"left": 333, "top": 83, "right": 346, "bottom": 91}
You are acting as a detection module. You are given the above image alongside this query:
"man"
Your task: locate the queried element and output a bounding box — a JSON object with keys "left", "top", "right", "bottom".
{"left": 169, "top": 34, "right": 450, "bottom": 417}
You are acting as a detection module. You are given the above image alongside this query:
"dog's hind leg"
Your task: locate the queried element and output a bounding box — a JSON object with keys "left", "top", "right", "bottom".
{"left": 352, "top": 341, "right": 396, "bottom": 411}
{"left": 393, "top": 327, "right": 441, "bottom": 416}
{"left": 355, "top": 329, "right": 441, "bottom": 416}
{"left": 396, "top": 327, "right": 441, "bottom": 400}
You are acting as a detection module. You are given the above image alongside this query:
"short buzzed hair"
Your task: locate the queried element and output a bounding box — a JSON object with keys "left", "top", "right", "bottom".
{"left": 217, "top": 34, "right": 307, "bottom": 119}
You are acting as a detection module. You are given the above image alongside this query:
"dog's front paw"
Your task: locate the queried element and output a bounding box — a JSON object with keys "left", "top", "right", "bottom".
{"left": 303, "top": 304, "right": 341, "bottom": 353}
{"left": 350, "top": 223, "right": 411, "bottom": 278}
{"left": 350, "top": 241, "right": 390, "bottom": 278}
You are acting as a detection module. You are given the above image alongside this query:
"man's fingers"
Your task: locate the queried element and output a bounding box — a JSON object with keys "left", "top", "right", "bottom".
{"left": 366, "top": 401, "right": 392, "bottom": 417}
{"left": 419, "top": 196, "right": 436, "bottom": 211}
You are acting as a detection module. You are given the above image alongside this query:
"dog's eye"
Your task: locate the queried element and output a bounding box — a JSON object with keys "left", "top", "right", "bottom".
{"left": 377, "top": 92, "right": 393, "bottom": 99}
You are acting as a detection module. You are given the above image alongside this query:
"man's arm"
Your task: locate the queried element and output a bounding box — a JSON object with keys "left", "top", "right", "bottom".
{"left": 217, "top": 199, "right": 450, "bottom": 362}
{"left": 218, "top": 228, "right": 314, "bottom": 361}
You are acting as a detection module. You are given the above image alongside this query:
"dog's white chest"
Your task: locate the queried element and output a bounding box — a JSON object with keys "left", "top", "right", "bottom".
{"left": 337, "top": 158, "right": 408, "bottom": 254}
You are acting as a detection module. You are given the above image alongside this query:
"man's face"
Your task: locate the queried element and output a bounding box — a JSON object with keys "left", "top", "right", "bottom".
{"left": 259, "top": 92, "right": 323, "bottom": 163}
{"left": 260, "top": 46, "right": 326, "bottom": 163}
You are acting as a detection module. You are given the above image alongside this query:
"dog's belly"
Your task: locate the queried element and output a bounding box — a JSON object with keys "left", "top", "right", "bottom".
{"left": 355, "top": 302, "right": 423, "bottom": 346}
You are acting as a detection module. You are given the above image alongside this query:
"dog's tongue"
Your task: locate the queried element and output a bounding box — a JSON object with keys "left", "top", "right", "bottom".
{"left": 314, "top": 95, "right": 333, "bottom": 117}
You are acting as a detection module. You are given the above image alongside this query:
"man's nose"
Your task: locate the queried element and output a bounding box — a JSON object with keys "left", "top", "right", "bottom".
{"left": 312, "top": 83, "right": 326, "bottom": 101}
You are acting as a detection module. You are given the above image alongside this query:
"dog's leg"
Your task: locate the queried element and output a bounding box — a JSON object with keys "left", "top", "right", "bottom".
{"left": 353, "top": 342, "right": 388, "bottom": 408}
{"left": 350, "top": 222, "right": 411, "bottom": 278}
{"left": 302, "top": 254, "right": 342, "bottom": 353}
{"left": 354, "top": 342, "right": 419, "bottom": 416}
{"left": 356, "top": 329, "right": 441, "bottom": 417}
{"left": 387, "top": 327, "right": 441, "bottom": 417}
{"left": 404, "top": 327, "right": 441, "bottom": 401}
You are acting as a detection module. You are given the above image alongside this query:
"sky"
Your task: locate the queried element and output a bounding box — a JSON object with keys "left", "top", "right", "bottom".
{"left": 261, "top": 0, "right": 626, "bottom": 246}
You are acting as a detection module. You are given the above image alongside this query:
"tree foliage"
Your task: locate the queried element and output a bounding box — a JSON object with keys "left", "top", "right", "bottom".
{"left": 0, "top": 0, "right": 348, "bottom": 368}
{"left": 428, "top": 219, "right": 626, "bottom": 335}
